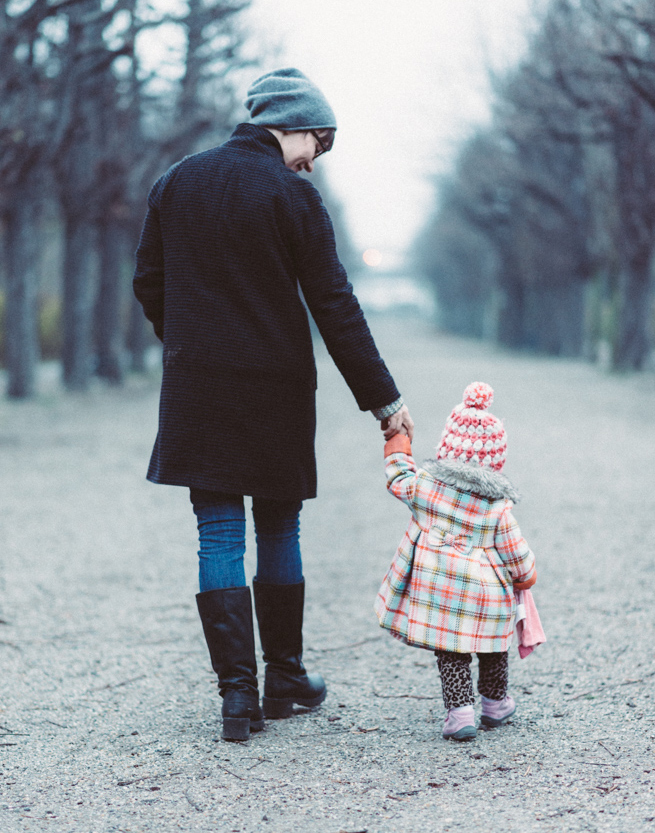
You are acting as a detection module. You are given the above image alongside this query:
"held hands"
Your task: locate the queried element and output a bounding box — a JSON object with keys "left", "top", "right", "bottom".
{"left": 381, "top": 404, "right": 414, "bottom": 442}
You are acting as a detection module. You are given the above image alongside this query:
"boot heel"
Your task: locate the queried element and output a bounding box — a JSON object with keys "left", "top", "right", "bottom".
{"left": 222, "top": 717, "right": 252, "bottom": 741}
{"left": 263, "top": 696, "right": 294, "bottom": 719}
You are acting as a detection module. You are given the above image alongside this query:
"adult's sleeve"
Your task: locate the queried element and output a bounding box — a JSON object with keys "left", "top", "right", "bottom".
{"left": 291, "top": 179, "right": 400, "bottom": 412}
{"left": 133, "top": 193, "right": 165, "bottom": 342}
{"left": 133, "top": 164, "right": 183, "bottom": 341}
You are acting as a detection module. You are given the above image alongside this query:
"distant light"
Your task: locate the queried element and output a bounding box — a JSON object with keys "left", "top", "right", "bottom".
{"left": 362, "top": 248, "right": 382, "bottom": 267}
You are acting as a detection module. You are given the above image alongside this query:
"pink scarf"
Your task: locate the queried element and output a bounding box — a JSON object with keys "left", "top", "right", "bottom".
{"left": 515, "top": 589, "right": 546, "bottom": 658}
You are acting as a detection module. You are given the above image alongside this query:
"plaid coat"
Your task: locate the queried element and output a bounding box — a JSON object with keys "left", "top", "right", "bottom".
{"left": 374, "top": 435, "right": 536, "bottom": 654}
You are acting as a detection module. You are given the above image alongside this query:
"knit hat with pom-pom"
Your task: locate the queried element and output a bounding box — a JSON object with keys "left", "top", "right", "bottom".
{"left": 435, "top": 382, "right": 507, "bottom": 471}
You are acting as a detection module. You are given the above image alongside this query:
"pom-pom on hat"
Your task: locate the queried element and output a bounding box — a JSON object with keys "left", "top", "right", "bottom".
{"left": 435, "top": 382, "right": 507, "bottom": 471}
{"left": 244, "top": 67, "right": 337, "bottom": 131}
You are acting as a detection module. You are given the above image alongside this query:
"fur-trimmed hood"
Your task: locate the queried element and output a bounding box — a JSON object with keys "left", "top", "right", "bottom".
{"left": 420, "top": 458, "right": 520, "bottom": 503}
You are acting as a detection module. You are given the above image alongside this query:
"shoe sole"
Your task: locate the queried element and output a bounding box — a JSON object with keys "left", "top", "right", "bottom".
{"left": 443, "top": 725, "right": 477, "bottom": 741}
{"left": 480, "top": 707, "right": 516, "bottom": 728}
{"left": 222, "top": 716, "right": 265, "bottom": 741}
{"left": 263, "top": 687, "right": 327, "bottom": 719}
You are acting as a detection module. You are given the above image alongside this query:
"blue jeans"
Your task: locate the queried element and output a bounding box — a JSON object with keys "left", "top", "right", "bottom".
{"left": 190, "top": 489, "right": 303, "bottom": 592}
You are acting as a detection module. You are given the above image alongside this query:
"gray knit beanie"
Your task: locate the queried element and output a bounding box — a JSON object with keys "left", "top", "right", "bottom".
{"left": 244, "top": 67, "right": 337, "bottom": 131}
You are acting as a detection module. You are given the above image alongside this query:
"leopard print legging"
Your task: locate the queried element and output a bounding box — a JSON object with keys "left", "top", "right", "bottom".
{"left": 435, "top": 650, "right": 508, "bottom": 709}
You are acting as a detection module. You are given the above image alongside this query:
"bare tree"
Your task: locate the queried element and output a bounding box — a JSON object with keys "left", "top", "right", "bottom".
{"left": 0, "top": 0, "right": 255, "bottom": 396}
{"left": 0, "top": 0, "right": 81, "bottom": 397}
{"left": 418, "top": 0, "right": 655, "bottom": 368}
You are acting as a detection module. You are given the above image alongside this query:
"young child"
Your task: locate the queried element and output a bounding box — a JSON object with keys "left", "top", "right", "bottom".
{"left": 374, "top": 382, "right": 536, "bottom": 741}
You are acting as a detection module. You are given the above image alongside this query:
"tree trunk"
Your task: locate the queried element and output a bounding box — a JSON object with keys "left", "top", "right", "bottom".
{"left": 4, "top": 187, "right": 40, "bottom": 398}
{"left": 612, "top": 108, "right": 655, "bottom": 370}
{"left": 531, "top": 280, "right": 586, "bottom": 357}
{"left": 497, "top": 281, "right": 527, "bottom": 348}
{"left": 495, "top": 246, "right": 528, "bottom": 349}
{"left": 613, "top": 253, "right": 654, "bottom": 370}
{"left": 62, "top": 213, "right": 96, "bottom": 390}
{"left": 558, "top": 280, "right": 585, "bottom": 358}
{"left": 95, "top": 217, "right": 125, "bottom": 383}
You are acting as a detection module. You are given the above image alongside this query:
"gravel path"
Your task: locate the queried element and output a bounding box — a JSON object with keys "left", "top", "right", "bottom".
{"left": 1, "top": 317, "right": 654, "bottom": 833}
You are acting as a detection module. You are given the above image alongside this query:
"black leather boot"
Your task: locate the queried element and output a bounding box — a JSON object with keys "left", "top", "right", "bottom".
{"left": 252, "top": 578, "right": 327, "bottom": 719}
{"left": 196, "top": 586, "right": 265, "bottom": 741}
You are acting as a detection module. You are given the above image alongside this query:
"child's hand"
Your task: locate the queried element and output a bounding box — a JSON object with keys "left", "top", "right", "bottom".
{"left": 381, "top": 405, "right": 414, "bottom": 441}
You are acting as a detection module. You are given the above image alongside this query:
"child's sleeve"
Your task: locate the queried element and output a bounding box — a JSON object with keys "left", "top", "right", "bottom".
{"left": 384, "top": 435, "right": 419, "bottom": 506}
{"left": 494, "top": 504, "right": 537, "bottom": 589}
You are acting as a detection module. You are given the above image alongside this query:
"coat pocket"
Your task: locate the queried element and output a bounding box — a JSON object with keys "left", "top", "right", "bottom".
{"left": 481, "top": 547, "right": 512, "bottom": 591}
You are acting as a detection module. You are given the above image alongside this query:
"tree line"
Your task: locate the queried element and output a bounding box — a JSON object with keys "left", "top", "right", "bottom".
{"left": 0, "top": 0, "right": 360, "bottom": 399}
{"left": 417, "top": 0, "right": 655, "bottom": 370}
{"left": 0, "top": 0, "right": 254, "bottom": 397}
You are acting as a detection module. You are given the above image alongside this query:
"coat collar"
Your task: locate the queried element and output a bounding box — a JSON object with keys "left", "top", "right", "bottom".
{"left": 224, "top": 123, "right": 285, "bottom": 162}
{"left": 420, "top": 458, "right": 521, "bottom": 502}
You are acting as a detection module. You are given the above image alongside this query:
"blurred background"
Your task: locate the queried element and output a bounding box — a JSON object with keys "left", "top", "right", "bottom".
{"left": 1, "top": 0, "right": 654, "bottom": 399}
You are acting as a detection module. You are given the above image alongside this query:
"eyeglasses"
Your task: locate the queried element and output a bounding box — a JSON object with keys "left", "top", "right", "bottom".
{"left": 311, "top": 130, "right": 332, "bottom": 159}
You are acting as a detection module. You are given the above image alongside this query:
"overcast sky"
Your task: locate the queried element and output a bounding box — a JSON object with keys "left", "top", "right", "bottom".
{"left": 241, "top": 0, "right": 534, "bottom": 268}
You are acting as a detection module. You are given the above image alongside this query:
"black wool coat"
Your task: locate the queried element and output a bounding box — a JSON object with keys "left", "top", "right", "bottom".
{"left": 133, "top": 123, "right": 400, "bottom": 501}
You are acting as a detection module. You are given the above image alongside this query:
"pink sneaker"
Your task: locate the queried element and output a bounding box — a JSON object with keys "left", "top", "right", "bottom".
{"left": 480, "top": 695, "right": 516, "bottom": 727}
{"left": 442, "top": 705, "right": 476, "bottom": 741}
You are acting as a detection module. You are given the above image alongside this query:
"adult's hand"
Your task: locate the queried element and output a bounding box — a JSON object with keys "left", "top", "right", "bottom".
{"left": 381, "top": 405, "right": 414, "bottom": 442}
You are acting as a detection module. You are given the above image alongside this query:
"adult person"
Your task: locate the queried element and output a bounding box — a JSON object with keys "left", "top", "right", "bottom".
{"left": 133, "top": 67, "right": 414, "bottom": 741}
